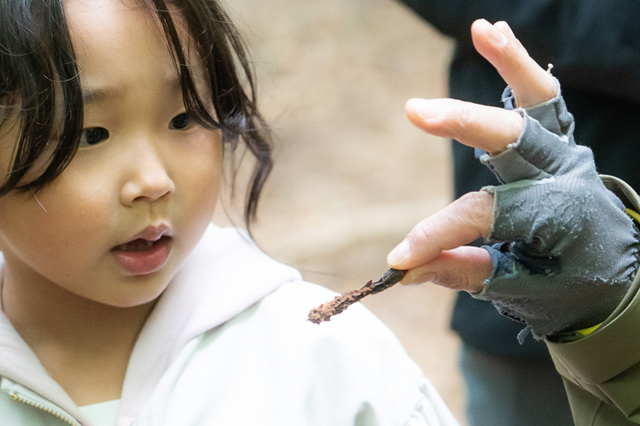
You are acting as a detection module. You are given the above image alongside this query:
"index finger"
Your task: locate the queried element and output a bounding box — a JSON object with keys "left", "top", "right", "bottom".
{"left": 405, "top": 98, "right": 523, "bottom": 155}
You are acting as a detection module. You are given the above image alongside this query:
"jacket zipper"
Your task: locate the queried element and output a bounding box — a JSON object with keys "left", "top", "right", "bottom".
{"left": 10, "top": 391, "right": 80, "bottom": 425}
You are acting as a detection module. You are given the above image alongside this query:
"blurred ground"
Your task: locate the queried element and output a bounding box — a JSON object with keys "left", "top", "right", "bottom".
{"left": 215, "top": 0, "right": 466, "bottom": 422}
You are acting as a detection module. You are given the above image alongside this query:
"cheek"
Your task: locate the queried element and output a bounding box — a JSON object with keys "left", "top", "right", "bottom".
{"left": 0, "top": 188, "right": 111, "bottom": 281}
{"left": 14, "top": 163, "right": 119, "bottom": 266}
{"left": 40, "top": 171, "right": 116, "bottom": 223}
{"left": 28, "top": 189, "right": 113, "bottom": 253}
{"left": 181, "top": 140, "right": 223, "bottom": 218}
{"left": 186, "top": 132, "right": 223, "bottom": 189}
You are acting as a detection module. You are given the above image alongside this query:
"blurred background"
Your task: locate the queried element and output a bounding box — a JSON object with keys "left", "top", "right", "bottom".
{"left": 215, "top": 0, "right": 464, "bottom": 421}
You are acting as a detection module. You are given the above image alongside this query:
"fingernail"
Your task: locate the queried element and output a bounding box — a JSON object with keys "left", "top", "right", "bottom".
{"left": 387, "top": 240, "right": 410, "bottom": 266}
{"left": 408, "top": 99, "right": 443, "bottom": 122}
{"left": 422, "top": 272, "right": 437, "bottom": 284}
{"left": 495, "top": 21, "right": 515, "bottom": 39}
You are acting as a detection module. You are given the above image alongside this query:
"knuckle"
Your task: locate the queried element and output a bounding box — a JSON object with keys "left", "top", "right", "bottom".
{"left": 407, "top": 219, "right": 437, "bottom": 250}
{"left": 454, "top": 192, "right": 493, "bottom": 233}
{"left": 432, "top": 269, "right": 470, "bottom": 292}
{"left": 450, "top": 102, "right": 476, "bottom": 136}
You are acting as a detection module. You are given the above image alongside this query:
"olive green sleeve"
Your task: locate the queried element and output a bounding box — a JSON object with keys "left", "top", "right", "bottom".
{"left": 546, "top": 176, "right": 640, "bottom": 425}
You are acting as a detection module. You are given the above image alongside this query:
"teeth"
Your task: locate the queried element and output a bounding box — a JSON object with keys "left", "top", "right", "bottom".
{"left": 117, "top": 239, "right": 156, "bottom": 252}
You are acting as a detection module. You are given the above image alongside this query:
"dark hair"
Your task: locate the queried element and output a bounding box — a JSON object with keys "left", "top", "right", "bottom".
{"left": 0, "top": 0, "right": 273, "bottom": 230}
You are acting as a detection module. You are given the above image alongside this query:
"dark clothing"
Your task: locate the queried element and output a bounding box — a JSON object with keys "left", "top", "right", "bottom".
{"left": 400, "top": 0, "right": 640, "bottom": 103}
{"left": 460, "top": 345, "right": 571, "bottom": 426}
{"left": 397, "top": 0, "right": 640, "bottom": 359}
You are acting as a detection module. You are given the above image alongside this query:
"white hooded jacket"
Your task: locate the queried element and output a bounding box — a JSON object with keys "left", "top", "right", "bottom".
{"left": 0, "top": 224, "right": 459, "bottom": 425}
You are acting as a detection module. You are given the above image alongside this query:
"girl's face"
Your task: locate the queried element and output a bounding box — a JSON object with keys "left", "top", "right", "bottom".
{"left": 0, "top": 0, "right": 222, "bottom": 307}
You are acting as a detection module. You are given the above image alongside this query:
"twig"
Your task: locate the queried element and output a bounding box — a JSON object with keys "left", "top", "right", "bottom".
{"left": 308, "top": 268, "right": 406, "bottom": 324}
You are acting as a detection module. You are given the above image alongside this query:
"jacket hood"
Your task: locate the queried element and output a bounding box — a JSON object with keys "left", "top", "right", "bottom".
{"left": 0, "top": 224, "right": 301, "bottom": 423}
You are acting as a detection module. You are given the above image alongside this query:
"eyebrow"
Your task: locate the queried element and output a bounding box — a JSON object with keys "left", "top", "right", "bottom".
{"left": 82, "top": 86, "right": 126, "bottom": 106}
{"left": 81, "top": 72, "right": 209, "bottom": 106}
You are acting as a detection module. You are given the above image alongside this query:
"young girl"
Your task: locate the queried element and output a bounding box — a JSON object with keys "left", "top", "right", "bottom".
{"left": 0, "top": 0, "right": 456, "bottom": 424}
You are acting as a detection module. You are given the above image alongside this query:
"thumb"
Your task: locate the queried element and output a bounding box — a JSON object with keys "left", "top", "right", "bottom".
{"left": 402, "top": 246, "right": 493, "bottom": 293}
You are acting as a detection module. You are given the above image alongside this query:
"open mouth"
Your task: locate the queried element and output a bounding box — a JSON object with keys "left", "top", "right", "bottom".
{"left": 113, "top": 236, "right": 172, "bottom": 252}
{"left": 111, "top": 235, "right": 173, "bottom": 275}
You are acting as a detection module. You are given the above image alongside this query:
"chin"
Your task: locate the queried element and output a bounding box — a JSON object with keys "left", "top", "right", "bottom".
{"left": 105, "top": 285, "right": 167, "bottom": 309}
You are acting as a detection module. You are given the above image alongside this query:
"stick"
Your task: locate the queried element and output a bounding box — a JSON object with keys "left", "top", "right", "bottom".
{"left": 308, "top": 269, "right": 406, "bottom": 324}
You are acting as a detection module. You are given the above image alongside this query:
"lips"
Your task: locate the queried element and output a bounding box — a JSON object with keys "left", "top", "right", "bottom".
{"left": 111, "top": 225, "right": 173, "bottom": 275}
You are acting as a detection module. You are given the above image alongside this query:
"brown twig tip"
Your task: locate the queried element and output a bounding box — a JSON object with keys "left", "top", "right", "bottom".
{"left": 308, "top": 269, "right": 407, "bottom": 324}
{"left": 307, "top": 281, "right": 375, "bottom": 324}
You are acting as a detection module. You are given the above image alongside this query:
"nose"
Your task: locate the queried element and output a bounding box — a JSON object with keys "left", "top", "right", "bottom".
{"left": 120, "top": 140, "right": 175, "bottom": 207}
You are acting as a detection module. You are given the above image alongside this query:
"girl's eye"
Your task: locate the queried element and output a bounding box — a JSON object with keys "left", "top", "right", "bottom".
{"left": 79, "top": 127, "right": 110, "bottom": 147}
{"left": 169, "top": 112, "right": 193, "bottom": 130}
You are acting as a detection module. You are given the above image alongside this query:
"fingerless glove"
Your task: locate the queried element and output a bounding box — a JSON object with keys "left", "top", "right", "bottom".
{"left": 474, "top": 81, "right": 640, "bottom": 340}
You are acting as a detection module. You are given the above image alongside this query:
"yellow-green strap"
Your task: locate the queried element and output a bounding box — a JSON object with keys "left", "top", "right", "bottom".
{"left": 626, "top": 208, "right": 640, "bottom": 225}
{"left": 575, "top": 323, "right": 602, "bottom": 337}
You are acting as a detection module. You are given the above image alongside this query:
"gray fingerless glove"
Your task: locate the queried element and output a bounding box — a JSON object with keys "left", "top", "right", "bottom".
{"left": 473, "top": 81, "right": 640, "bottom": 340}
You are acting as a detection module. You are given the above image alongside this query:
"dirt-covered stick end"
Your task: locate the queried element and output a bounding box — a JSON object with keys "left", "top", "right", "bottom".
{"left": 307, "top": 281, "right": 375, "bottom": 324}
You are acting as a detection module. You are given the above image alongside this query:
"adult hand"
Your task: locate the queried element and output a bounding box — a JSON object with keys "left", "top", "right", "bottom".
{"left": 387, "top": 19, "right": 557, "bottom": 291}
{"left": 387, "top": 19, "right": 639, "bottom": 338}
